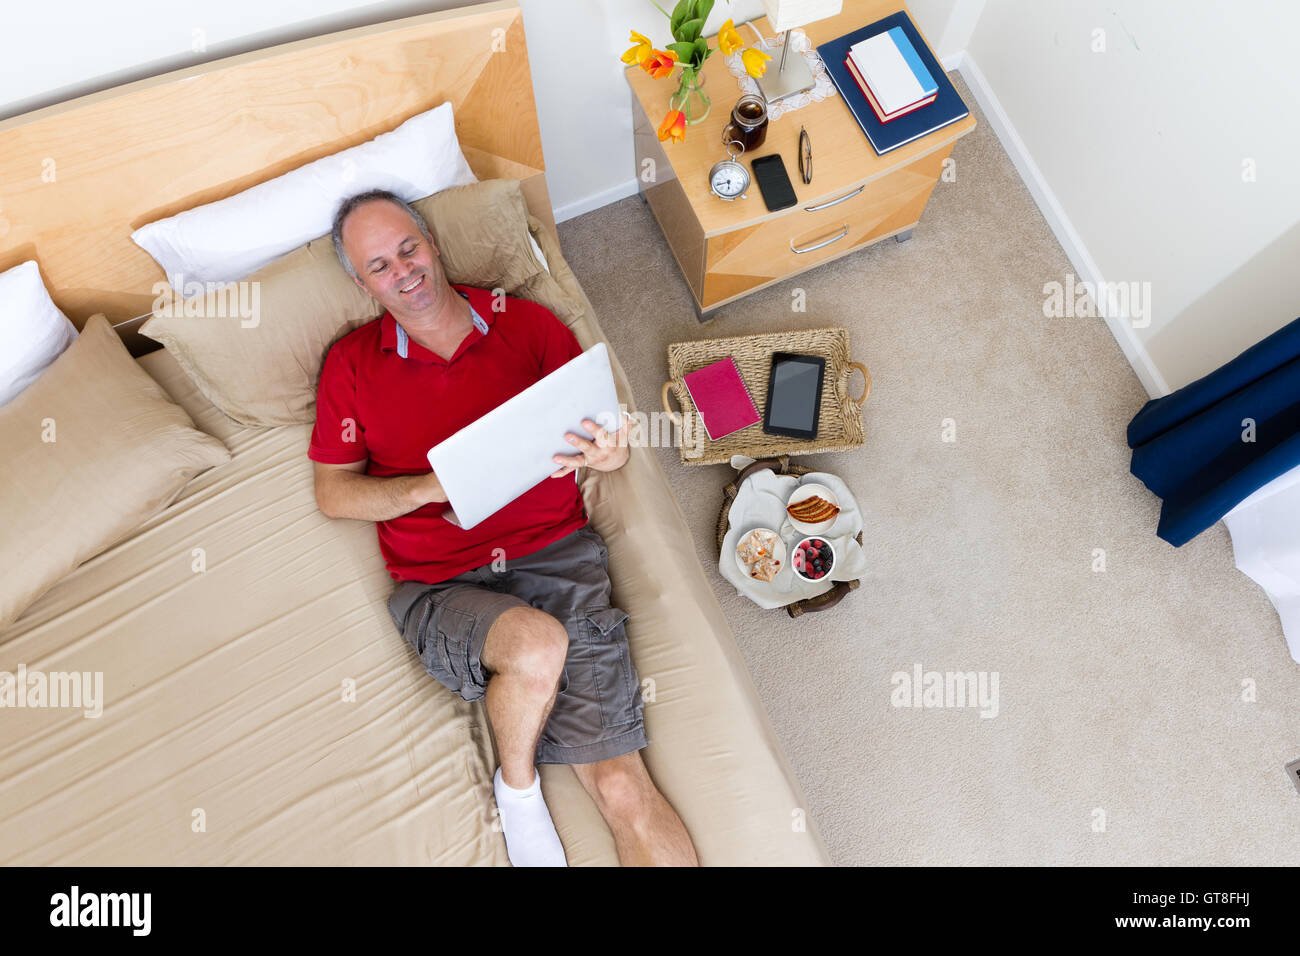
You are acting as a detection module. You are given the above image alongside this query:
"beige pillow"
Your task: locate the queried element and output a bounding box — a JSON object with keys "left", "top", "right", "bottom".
{"left": 141, "top": 235, "right": 378, "bottom": 426}
{"left": 0, "top": 315, "right": 230, "bottom": 629}
{"left": 521, "top": 214, "right": 586, "bottom": 328}
{"left": 140, "top": 178, "right": 583, "bottom": 427}
{"left": 417, "top": 178, "right": 545, "bottom": 292}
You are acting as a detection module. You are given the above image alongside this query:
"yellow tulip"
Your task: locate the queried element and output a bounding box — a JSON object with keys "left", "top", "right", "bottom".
{"left": 718, "top": 18, "right": 744, "bottom": 55}
{"left": 621, "top": 30, "right": 653, "bottom": 66}
{"left": 742, "top": 47, "right": 772, "bottom": 78}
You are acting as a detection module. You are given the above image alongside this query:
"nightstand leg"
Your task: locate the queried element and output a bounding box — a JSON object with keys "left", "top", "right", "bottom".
{"left": 894, "top": 229, "right": 914, "bottom": 243}
{"left": 692, "top": 300, "right": 716, "bottom": 324}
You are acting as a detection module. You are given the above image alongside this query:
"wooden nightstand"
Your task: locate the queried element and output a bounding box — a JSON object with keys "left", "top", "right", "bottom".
{"left": 626, "top": 1, "right": 975, "bottom": 321}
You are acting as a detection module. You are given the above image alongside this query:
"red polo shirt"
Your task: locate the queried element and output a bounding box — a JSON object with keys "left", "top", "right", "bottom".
{"left": 308, "top": 283, "right": 588, "bottom": 584}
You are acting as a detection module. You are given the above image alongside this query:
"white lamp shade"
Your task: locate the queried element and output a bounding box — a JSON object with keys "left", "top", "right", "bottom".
{"left": 760, "top": 0, "right": 843, "bottom": 33}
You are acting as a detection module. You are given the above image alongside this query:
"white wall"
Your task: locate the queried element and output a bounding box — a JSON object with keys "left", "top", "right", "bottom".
{"left": 908, "top": 0, "right": 983, "bottom": 65}
{"left": 962, "top": 0, "right": 1300, "bottom": 391}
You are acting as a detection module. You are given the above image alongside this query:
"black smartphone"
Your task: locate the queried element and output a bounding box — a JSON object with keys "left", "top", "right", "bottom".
{"left": 762, "top": 352, "right": 826, "bottom": 439}
{"left": 750, "top": 154, "right": 798, "bottom": 212}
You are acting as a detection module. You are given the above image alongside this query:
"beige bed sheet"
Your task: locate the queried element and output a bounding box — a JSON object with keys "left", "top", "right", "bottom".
{"left": 0, "top": 235, "right": 830, "bottom": 866}
{"left": 1, "top": 351, "right": 510, "bottom": 865}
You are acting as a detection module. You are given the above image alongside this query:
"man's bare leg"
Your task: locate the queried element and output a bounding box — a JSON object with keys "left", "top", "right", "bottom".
{"left": 571, "top": 751, "right": 699, "bottom": 866}
{"left": 480, "top": 606, "right": 568, "bottom": 788}
{"left": 480, "top": 606, "right": 569, "bottom": 866}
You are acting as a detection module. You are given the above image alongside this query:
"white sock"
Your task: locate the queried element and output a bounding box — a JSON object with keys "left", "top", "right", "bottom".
{"left": 493, "top": 766, "right": 567, "bottom": 867}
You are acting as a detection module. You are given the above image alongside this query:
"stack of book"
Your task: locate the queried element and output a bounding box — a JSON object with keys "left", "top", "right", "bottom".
{"left": 816, "top": 12, "right": 970, "bottom": 156}
{"left": 844, "top": 26, "right": 938, "bottom": 124}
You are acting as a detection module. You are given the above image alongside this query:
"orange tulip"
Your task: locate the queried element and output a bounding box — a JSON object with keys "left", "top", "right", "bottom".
{"left": 621, "top": 30, "right": 653, "bottom": 66}
{"left": 641, "top": 49, "right": 678, "bottom": 78}
{"left": 657, "top": 110, "right": 687, "bottom": 144}
{"left": 718, "top": 18, "right": 744, "bottom": 55}
{"left": 742, "top": 47, "right": 773, "bottom": 78}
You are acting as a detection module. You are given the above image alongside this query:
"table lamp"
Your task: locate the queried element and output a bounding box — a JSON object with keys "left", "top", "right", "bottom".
{"left": 755, "top": 0, "right": 843, "bottom": 104}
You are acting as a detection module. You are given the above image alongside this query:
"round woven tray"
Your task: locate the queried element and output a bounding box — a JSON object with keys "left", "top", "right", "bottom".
{"left": 717, "top": 456, "right": 862, "bottom": 618}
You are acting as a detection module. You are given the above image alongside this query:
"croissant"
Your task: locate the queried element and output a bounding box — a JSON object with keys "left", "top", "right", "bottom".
{"left": 787, "top": 495, "right": 839, "bottom": 523}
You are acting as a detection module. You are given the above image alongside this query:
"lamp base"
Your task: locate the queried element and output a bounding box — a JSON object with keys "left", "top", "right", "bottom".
{"left": 755, "top": 43, "right": 816, "bottom": 104}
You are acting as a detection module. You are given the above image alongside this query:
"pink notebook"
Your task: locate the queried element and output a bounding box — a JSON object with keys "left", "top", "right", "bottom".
{"left": 683, "top": 357, "right": 761, "bottom": 440}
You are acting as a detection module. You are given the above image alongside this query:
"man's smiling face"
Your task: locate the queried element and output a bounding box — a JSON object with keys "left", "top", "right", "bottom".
{"left": 340, "top": 199, "right": 447, "bottom": 318}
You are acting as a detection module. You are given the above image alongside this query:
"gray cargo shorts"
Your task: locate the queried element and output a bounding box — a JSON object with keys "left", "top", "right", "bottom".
{"left": 386, "top": 523, "right": 649, "bottom": 765}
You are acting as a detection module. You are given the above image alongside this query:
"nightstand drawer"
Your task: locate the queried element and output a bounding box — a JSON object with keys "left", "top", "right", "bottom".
{"left": 701, "top": 145, "right": 951, "bottom": 309}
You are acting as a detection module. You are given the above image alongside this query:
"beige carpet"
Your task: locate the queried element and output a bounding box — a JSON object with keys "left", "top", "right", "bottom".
{"left": 558, "top": 73, "right": 1300, "bottom": 865}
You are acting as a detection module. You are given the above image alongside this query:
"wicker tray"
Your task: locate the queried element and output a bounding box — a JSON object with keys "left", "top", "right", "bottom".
{"left": 661, "top": 326, "right": 870, "bottom": 467}
{"left": 716, "top": 457, "right": 863, "bottom": 618}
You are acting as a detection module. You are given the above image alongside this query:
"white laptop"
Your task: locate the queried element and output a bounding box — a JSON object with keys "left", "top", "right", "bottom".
{"left": 426, "top": 343, "right": 621, "bottom": 530}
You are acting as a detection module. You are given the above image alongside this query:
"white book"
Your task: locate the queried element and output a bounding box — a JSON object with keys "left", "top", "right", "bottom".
{"left": 849, "top": 28, "right": 937, "bottom": 116}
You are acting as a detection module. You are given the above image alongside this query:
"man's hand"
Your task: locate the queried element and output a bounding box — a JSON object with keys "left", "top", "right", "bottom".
{"left": 416, "top": 468, "right": 448, "bottom": 507}
{"left": 415, "top": 469, "right": 462, "bottom": 525}
{"left": 550, "top": 414, "right": 630, "bottom": 478}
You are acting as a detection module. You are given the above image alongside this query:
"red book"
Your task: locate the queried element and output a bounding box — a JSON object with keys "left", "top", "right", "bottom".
{"left": 844, "top": 54, "right": 936, "bottom": 123}
{"left": 683, "top": 357, "right": 761, "bottom": 441}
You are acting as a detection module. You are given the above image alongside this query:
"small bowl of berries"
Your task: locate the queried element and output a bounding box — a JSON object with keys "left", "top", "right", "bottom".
{"left": 792, "top": 536, "right": 835, "bottom": 582}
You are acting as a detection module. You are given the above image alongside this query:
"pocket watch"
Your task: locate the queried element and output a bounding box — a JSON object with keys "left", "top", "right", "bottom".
{"left": 708, "top": 138, "right": 750, "bottom": 201}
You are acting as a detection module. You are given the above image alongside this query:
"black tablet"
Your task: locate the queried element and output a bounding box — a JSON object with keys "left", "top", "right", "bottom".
{"left": 762, "top": 352, "right": 825, "bottom": 439}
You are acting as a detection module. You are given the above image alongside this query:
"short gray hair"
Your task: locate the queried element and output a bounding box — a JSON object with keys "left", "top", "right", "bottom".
{"left": 331, "top": 190, "right": 432, "bottom": 281}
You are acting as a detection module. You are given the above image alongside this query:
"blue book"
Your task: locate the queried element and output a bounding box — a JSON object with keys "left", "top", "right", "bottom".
{"left": 890, "top": 27, "right": 938, "bottom": 96}
{"left": 818, "top": 12, "right": 969, "bottom": 156}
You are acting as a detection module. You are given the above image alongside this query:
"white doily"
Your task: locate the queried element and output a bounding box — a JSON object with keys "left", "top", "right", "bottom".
{"left": 724, "top": 25, "right": 838, "bottom": 120}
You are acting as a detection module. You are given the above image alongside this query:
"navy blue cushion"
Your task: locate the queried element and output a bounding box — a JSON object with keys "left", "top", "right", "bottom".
{"left": 1128, "top": 317, "right": 1300, "bottom": 546}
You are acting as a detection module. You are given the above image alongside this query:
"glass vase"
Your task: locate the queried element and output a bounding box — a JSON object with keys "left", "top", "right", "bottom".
{"left": 669, "top": 68, "right": 711, "bottom": 125}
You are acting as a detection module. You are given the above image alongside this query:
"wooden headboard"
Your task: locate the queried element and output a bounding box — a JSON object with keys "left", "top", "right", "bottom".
{"left": 0, "top": 0, "right": 552, "bottom": 335}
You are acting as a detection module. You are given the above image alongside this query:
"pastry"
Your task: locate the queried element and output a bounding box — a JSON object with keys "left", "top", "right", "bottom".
{"left": 749, "top": 555, "right": 780, "bottom": 582}
{"left": 736, "top": 529, "right": 782, "bottom": 582}
{"left": 787, "top": 494, "right": 840, "bottom": 524}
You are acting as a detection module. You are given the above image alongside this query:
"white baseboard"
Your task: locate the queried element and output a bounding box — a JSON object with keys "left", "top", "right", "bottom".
{"left": 553, "top": 178, "right": 640, "bottom": 224}
{"left": 954, "top": 53, "right": 1170, "bottom": 398}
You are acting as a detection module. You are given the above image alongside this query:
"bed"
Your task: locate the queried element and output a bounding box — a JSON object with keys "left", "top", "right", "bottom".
{"left": 0, "top": 0, "right": 830, "bottom": 865}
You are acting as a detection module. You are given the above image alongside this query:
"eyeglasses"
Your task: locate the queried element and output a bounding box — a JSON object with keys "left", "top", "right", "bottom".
{"left": 798, "top": 126, "right": 812, "bottom": 185}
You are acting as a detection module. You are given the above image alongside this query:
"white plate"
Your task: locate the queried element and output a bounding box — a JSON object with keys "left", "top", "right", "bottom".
{"left": 792, "top": 535, "right": 837, "bottom": 582}
{"left": 734, "top": 528, "right": 787, "bottom": 583}
{"left": 786, "top": 482, "right": 840, "bottom": 534}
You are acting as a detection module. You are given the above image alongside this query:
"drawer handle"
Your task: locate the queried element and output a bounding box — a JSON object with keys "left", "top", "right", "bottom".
{"left": 790, "top": 226, "right": 848, "bottom": 254}
{"left": 804, "top": 185, "right": 864, "bottom": 212}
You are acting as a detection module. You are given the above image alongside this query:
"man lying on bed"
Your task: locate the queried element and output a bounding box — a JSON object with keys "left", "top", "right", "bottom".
{"left": 309, "top": 190, "right": 698, "bottom": 867}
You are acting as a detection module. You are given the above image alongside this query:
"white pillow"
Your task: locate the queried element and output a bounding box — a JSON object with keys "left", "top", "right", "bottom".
{"left": 0, "top": 261, "right": 79, "bottom": 407}
{"left": 527, "top": 232, "right": 550, "bottom": 274}
{"left": 132, "top": 101, "right": 478, "bottom": 292}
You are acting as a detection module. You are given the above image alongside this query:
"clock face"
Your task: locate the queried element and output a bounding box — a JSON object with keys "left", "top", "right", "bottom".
{"left": 710, "top": 162, "right": 748, "bottom": 199}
